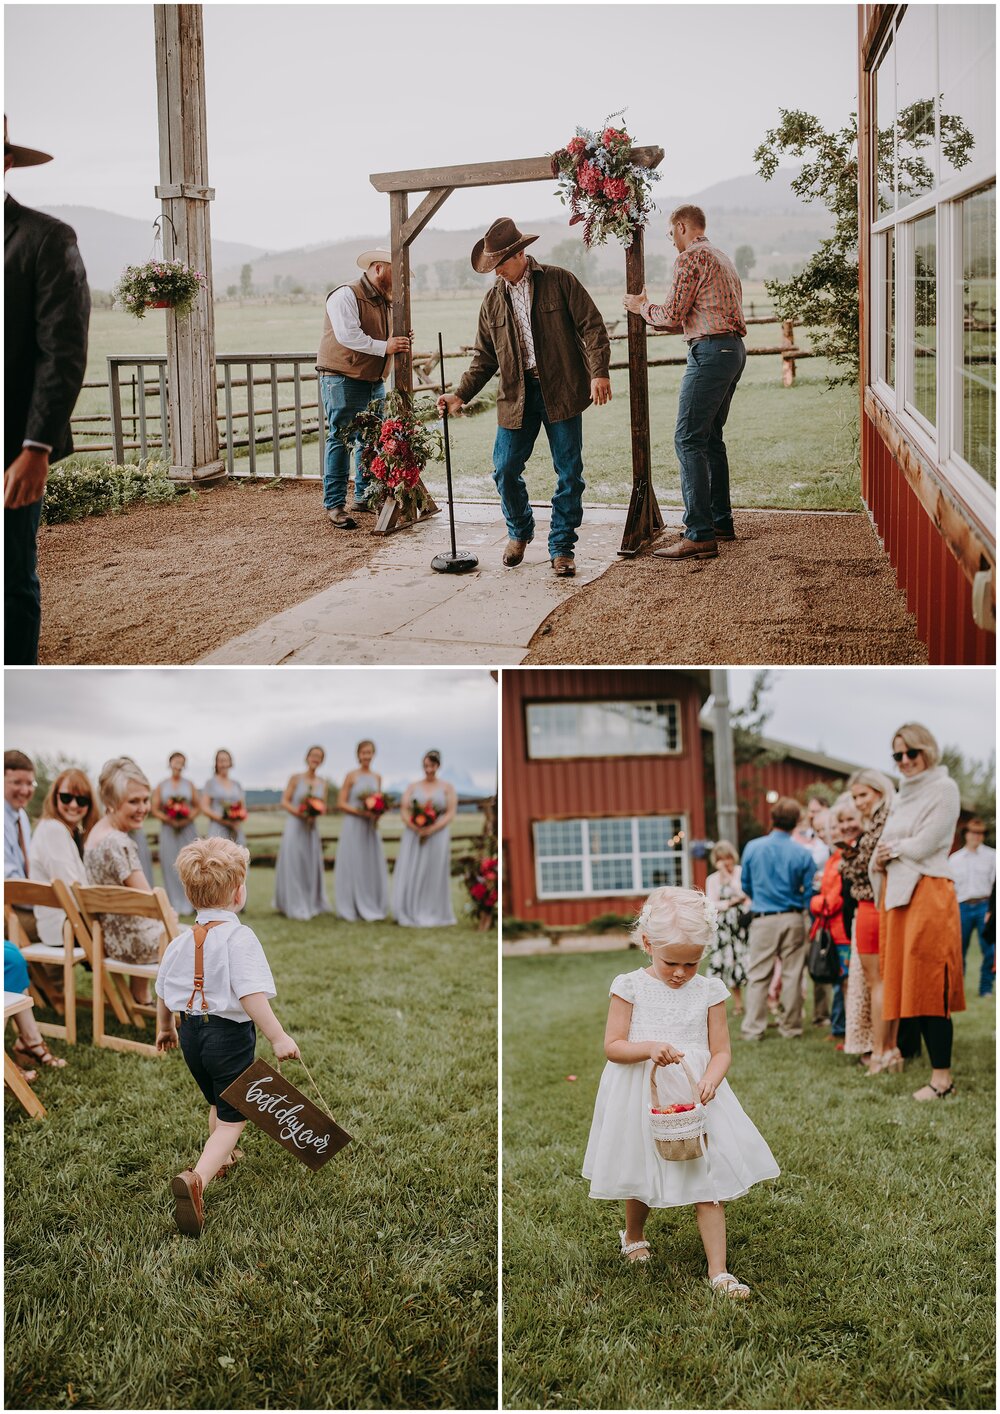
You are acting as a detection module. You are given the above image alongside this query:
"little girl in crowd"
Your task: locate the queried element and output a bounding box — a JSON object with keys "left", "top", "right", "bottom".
{"left": 583, "top": 886, "right": 779, "bottom": 1298}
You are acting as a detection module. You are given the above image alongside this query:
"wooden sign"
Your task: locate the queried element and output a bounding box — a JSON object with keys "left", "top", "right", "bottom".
{"left": 220, "top": 1059, "right": 352, "bottom": 1171}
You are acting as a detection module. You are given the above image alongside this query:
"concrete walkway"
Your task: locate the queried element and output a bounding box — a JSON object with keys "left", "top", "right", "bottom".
{"left": 200, "top": 501, "right": 675, "bottom": 665}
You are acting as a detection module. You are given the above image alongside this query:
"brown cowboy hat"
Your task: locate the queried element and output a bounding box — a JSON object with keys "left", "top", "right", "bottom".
{"left": 471, "top": 217, "right": 539, "bottom": 275}
{"left": 4, "top": 116, "right": 52, "bottom": 168}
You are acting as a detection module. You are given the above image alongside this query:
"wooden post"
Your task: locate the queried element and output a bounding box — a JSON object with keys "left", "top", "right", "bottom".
{"left": 619, "top": 227, "right": 663, "bottom": 556}
{"left": 780, "top": 318, "right": 796, "bottom": 386}
{"left": 153, "top": 5, "right": 225, "bottom": 484}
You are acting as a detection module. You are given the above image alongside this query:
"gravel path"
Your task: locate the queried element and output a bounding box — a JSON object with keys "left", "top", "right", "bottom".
{"left": 524, "top": 511, "right": 928, "bottom": 665}
{"left": 37, "top": 481, "right": 381, "bottom": 665}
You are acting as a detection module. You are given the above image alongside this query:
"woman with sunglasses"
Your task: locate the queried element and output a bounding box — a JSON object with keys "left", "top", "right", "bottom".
{"left": 151, "top": 752, "right": 200, "bottom": 915}
{"left": 28, "top": 768, "right": 99, "bottom": 949}
{"left": 871, "top": 723, "right": 964, "bottom": 1101}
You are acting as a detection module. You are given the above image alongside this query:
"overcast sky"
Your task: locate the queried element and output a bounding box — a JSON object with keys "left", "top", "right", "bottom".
{"left": 4, "top": 668, "right": 498, "bottom": 793}
{"left": 4, "top": 1, "right": 858, "bottom": 250}
{"left": 726, "top": 668, "right": 996, "bottom": 772}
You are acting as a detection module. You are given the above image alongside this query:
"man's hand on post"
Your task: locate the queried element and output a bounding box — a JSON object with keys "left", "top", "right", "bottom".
{"left": 4, "top": 449, "right": 50, "bottom": 510}
{"left": 622, "top": 288, "right": 648, "bottom": 315}
{"left": 591, "top": 378, "right": 612, "bottom": 407}
{"left": 386, "top": 334, "right": 411, "bottom": 356}
{"left": 437, "top": 394, "right": 464, "bottom": 417}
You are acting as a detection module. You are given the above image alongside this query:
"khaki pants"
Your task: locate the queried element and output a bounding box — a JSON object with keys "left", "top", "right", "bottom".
{"left": 741, "top": 912, "right": 808, "bottom": 1039}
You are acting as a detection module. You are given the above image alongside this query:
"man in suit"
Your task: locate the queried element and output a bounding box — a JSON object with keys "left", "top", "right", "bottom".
{"left": 5, "top": 117, "right": 91, "bottom": 664}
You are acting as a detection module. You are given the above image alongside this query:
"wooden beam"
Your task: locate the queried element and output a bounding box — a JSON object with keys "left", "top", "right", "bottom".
{"left": 371, "top": 146, "right": 664, "bottom": 194}
{"left": 619, "top": 227, "right": 663, "bottom": 557}
{"left": 389, "top": 190, "right": 412, "bottom": 397}
{"left": 400, "top": 188, "right": 454, "bottom": 247}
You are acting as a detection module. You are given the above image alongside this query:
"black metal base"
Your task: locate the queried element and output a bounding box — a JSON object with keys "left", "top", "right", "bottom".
{"left": 431, "top": 550, "right": 479, "bottom": 574}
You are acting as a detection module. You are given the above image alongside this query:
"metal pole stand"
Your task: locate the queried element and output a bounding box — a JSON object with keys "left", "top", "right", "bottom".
{"left": 431, "top": 331, "right": 479, "bottom": 575}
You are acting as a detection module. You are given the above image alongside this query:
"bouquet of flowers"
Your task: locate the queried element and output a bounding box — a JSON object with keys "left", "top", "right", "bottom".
{"left": 549, "top": 115, "right": 660, "bottom": 249}
{"left": 299, "top": 794, "right": 325, "bottom": 822}
{"left": 411, "top": 799, "right": 438, "bottom": 845}
{"left": 165, "top": 796, "right": 192, "bottom": 827}
{"left": 465, "top": 856, "right": 498, "bottom": 930}
{"left": 364, "top": 792, "right": 387, "bottom": 819}
{"left": 342, "top": 390, "right": 442, "bottom": 521}
{"left": 111, "top": 259, "right": 208, "bottom": 319}
{"left": 222, "top": 801, "right": 248, "bottom": 824}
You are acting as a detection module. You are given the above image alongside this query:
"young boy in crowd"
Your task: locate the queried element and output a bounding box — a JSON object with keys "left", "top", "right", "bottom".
{"left": 156, "top": 836, "right": 299, "bottom": 1237}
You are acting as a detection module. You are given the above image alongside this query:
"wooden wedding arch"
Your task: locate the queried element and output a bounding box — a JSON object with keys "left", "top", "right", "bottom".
{"left": 370, "top": 147, "right": 666, "bottom": 557}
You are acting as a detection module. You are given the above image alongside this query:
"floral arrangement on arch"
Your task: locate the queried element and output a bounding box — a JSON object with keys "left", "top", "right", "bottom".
{"left": 549, "top": 115, "right": 660, "bottom": 249}
{"left": 464, "top": 856, "right": 498, "bottom": 931}
{"left": 343, "top": 391, "right": 441, "bottom": 520}
{"left": 112, "top": 259, "right": 208, "bottom": 319}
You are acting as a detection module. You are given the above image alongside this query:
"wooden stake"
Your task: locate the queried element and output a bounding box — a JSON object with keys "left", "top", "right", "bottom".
{"left": 619, "top": 227, "right": 663, "bottom": 556}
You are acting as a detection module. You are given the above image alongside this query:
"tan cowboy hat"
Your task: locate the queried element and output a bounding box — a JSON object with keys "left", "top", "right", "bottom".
{"left": 4, "top": 115, "right": 52, "bottom": 168}
{"left": 471, "top": 217, "right": 539, "bottom": 274}
{"left": 356, "top": 248, "right": 392, "bottom": 270}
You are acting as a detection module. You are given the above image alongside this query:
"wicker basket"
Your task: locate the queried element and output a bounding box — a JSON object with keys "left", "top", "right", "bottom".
{"left": 649, "top": 1058, "right": 708, "bottom": 1161}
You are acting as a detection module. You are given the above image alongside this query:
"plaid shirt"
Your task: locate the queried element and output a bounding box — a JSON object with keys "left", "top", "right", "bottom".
{"left": 503, "top": 268, "right": 537, "bottom": 371}
{"left": 642, "top": 235, "right": 746, "bottom": 341}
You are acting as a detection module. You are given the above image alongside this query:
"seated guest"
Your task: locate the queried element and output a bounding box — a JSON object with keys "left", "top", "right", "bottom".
{"left": 28, "top": 769, "right": 98, "bottom": 947}
{"left": 4, "top": 936, "right": 66, "bottom": 1074}
{"left": 4, "top": 749, "right": 39, "bottom": 940}
{"left": 85, "top": 758, "right": 174, "bottom": 1006}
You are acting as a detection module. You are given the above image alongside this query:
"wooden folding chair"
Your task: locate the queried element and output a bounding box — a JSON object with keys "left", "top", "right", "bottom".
{"left": 4, "top": 880, "right": 89, "bottom": 1045}
{"left": 4, "top": 992, "right": 47, "bottom": 1119}
{"left": 71, "top": 884, "right": 178, "bottom": 1058}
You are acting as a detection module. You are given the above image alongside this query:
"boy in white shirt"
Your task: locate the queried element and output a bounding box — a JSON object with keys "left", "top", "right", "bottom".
{"left": 156, "top": 836, "right": 299, "bottom": 1236}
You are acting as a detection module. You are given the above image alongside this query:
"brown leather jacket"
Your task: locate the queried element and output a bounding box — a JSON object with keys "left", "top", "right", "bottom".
{"left": 455, "top": 257, "right": 610, "bottom": 428}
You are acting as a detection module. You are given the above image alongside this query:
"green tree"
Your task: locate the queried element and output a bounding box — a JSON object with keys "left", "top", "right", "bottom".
{"left": 940, "top": 747, "right": 996, "bottom": 843}
{"left": 239, "top": 263, "right": 254, "bottom": 300}
{"left": 734, "top": 244, "right": 756, "bottom": 280}
{"left": 550, "top": 238, "right": 595, "bottom": 283}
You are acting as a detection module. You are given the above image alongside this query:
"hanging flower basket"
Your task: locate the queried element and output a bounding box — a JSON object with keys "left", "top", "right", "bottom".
{"left": 112, "top": 259, "right": 207, "bottom": 320}
{"left": 550, "top": 114, "right": 661, "bottom": 249}
{"left": 343, "top": 390, "right": 442, "bottom": 522}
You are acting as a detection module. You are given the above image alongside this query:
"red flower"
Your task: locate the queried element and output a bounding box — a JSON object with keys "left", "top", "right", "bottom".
{"left": 566, "top": 136, "right": 587, "bottom": 156}
{"left": 370, "top": 455, "right": 387, "bottom": 478}
{"left": 384, "top": 437, "right": 408, "bottom": 460}
{"left": 602, "top": 177, "right": 629, "bottom": 201}
{"left": 471, "top": 882, "right": 487, "bottom": 901}
{"left": 602, "top": 127, "right": 629, "bottom": 148}
{"left": 576, "top": 161, "right": 601, "bottom": 195}
{"left": 380, "top": 419, "right": 404, "bottom": 443}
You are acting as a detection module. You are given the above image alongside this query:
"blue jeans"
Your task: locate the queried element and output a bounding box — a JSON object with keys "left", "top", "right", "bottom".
{"left": 320, "top": 374, "right": 384, "bottom": 509}
{"left": 492, "top": 377, "right": 585, "bottom": 558}
{"left": 960, "top": 898, "right": 994, "bottom": 996}
{"left": 674, "top": 335, "right": 746, "bottom": 542}
{"left": 830, "top": 981, "right": 845, "bottom": 1037}
{"left": 4, "top": 497, "right": 44, "bottom": 664}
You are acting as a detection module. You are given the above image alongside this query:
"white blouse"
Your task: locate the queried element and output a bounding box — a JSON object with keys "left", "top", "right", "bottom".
{"left": 28, "top": 818, "right": 89, "bottom": 949}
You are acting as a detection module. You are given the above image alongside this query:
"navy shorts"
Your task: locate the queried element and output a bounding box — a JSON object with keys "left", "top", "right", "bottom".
{"left": 179, "top": 1014, "right": 256, "bottom": 1123}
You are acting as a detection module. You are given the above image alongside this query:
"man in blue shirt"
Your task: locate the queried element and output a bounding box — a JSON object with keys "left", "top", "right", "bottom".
{"left": 739, "top": 796, "right": 816, "bottom": 1040}
{"left": 4, "top": 749, "right": 39, "bottom": 939}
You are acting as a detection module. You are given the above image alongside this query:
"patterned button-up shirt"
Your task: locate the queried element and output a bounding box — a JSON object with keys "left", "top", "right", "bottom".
{"left": 642, "top": 235, "right": 746, "bottom": 342}
{"left": 502, "top": 268, "right": 537, "bottom": 370}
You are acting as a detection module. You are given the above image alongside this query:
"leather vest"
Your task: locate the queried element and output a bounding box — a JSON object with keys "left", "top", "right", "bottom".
{"left": 316, "top": 275, "right": 390, "bottom": 381}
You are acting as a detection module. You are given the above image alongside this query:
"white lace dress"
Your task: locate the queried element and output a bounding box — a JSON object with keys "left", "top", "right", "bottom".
{"left": 582, "top": 969, "right": 780, "bottom": 1207}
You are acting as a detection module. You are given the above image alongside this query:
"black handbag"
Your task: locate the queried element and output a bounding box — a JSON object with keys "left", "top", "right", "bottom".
{"left": 807, "top": 918, "right": 842, "bottom": 983}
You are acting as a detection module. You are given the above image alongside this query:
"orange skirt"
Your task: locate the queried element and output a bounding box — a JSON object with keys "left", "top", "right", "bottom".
{"left": 880, "top": 875, "right": 965, "bottom": 1021}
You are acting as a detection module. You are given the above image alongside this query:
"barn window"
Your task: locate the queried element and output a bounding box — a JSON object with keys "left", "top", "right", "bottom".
{"left": 525, "top": 700, "right": 682, "bottom": 759}
{"left": 533, "top": 816, "right": 688, "bottom": 898}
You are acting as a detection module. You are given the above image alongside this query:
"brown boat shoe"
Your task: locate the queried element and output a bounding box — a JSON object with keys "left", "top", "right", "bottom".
{"left": 326, "top": 508, "right": 358, "bottom": 530}
{"left": 170, "top": 1168, "right": 205, "bottom": 1237}
{"left": 551, "top": 555, "right": 576, "bottom": 577}
{"left": 653, "top": 536, "right": 718, "bottom": 562}
{"left": 503, "top": 538, "right": 529, "bottom": 567}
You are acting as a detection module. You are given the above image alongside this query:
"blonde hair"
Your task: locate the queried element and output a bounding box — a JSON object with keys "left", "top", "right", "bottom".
{"left": 99, "top": 757, "right": 150, "bottom": 810}
{"left": 891, "top": 722, "right": 940, "bottom": 769}
{"left": 847, "top": 767, "right": 896, "bottom": 803}
{"left": 710, "top": 838, "right": 739, "bottom": 867}
{"left": 175, "top": 836, "right": 249, "bottom": 909}
{"left": 670, "top": 203, "right": 707, "bottom": 229}
{"left": 630, "top": 886, "right": 714, "bottom": 954}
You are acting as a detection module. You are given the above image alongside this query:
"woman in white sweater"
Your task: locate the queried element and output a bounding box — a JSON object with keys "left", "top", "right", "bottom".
{"left": 28, "top": 769, "right": 99, "bottom": 947}
{"left": 871, "top": 722, "right": 964, "bottom": 1101}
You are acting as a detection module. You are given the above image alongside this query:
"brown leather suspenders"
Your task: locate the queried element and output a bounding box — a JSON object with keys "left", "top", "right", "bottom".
{"left": 184, "top": 920, "right": 225, "bottom": 1019}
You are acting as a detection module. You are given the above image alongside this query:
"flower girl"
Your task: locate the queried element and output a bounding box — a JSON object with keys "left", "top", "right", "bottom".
{"left": 582, "top": 887, "right": 779, "bottom": 1298}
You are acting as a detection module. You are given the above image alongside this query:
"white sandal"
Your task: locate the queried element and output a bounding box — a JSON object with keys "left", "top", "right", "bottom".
{"left": 619, "top": 1230, "right": 651, "bottom": 1263}
{"left": 710, "top": 1271, "right": 751, "bottom": 1299}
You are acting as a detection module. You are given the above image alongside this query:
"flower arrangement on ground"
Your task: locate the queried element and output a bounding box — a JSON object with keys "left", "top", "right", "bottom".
{"left": 549, "top": 116, "right": 660, "bottom": 249}
{"left": 364, "top": 792, "right": 387, "bottom": 819}
{"left": 342, "top": 390, "right": 442, "bottom": 520}
{"left": 222, "top": 801, "right": 248, "bottom": 824}
{"left": 299, "top": 795, "right": 325, "bottom": 823}
{"left": 111, "top": 259, "right": 208, "bottom": 319}
{"left": 165, "top": 797, "right": 192, "bottom": 827}
{"left": 411, "top": 799, "right": 438, "bottom": 845}
{"left": 464, "top": 856, "right": 498, "bottom": 930}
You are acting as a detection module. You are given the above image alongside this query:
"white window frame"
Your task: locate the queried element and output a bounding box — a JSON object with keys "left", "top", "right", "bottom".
{"left": 533, "top": 815, "right": 690, "bottom": 900}
{"left": 524, "top": 699, "right": 683, "bottom": 760}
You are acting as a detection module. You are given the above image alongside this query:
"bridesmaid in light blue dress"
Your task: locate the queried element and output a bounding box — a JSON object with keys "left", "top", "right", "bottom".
{"left": 274, "top": 745, "right": 332, "bottom": 921}
{"left": 335, "top": 739, "right": 389, "bottom": 922}
{"left": 394, "top": 751, "right": 457, "bottom": 928}
{"left": 200, "top": 749, "right": 248, "bottom": 847}
{"left": 151, "top": 751, "right": 200, "bottom": 914}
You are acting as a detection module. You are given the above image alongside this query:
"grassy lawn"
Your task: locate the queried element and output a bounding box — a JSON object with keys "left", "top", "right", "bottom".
{"left": 502, "top": 952, "right": 995, "bottom": 1411}
{"left": 4, "top": 869, "right": 497, "bottom": 1411}
{"left": 75, "top": 290, "right": 860, "bottom": 512}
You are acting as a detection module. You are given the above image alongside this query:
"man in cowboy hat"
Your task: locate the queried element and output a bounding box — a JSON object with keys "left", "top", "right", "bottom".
{"left": 437, "top": 217, "right": 611, "bottom": 576}
{"left": 316, "top": 249, "right": 411, "bottom": 529}
{"left": 5, "top": 116, "right": 91, "bottom": 664}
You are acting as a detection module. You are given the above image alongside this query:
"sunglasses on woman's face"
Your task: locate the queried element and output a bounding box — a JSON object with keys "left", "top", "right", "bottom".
{"left": 892, "top": 749, "right": 922, "bottom": 763}
{"left": 58, "top": 792, "right": 91, "bottom": 808}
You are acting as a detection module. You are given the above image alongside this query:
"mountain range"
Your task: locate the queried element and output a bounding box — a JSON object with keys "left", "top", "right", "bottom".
{"left": 42, "top": 166, "right": 831, "bottom": 294}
